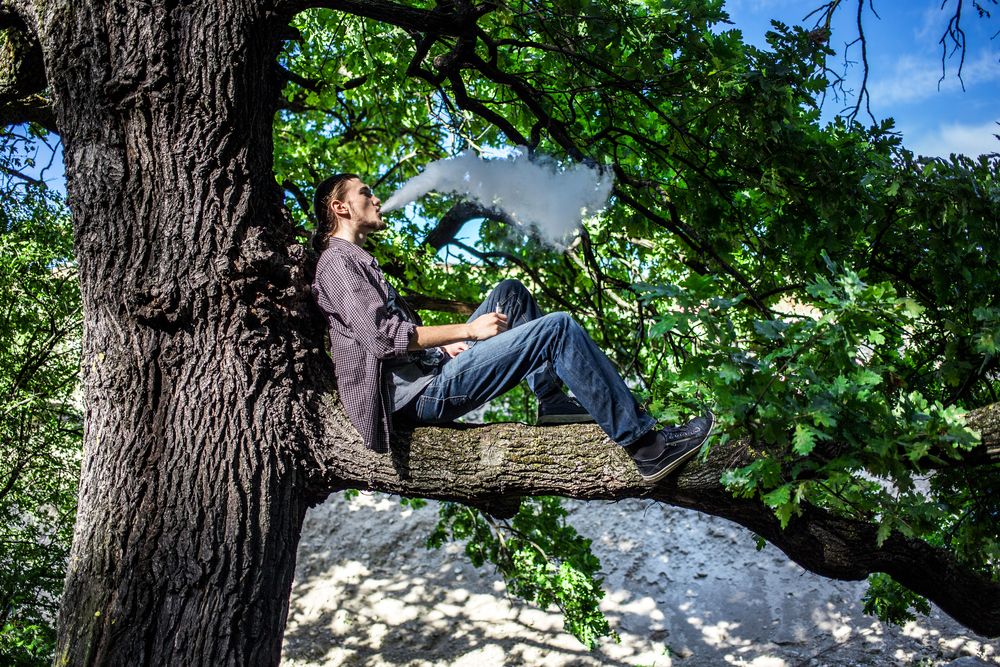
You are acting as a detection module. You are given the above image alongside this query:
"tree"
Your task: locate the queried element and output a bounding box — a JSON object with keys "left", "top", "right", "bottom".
{"left": 0, "top": 127, "right": 80, "bottom": 665}
{"left": 0, "top": 0, "right": 997, "bottom": 664}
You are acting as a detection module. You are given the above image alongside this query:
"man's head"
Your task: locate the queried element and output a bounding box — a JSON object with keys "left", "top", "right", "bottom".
{"left": 313, "top": 174, "right": 384, "bottom": 250}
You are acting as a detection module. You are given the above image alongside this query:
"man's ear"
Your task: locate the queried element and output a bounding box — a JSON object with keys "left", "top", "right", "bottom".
{"left": 331, "top": 199, "right": 350, "bottom": 218}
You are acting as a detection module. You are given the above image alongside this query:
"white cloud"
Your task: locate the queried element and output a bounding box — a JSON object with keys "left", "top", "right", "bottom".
{"left": 906, "top": 120, "right": 1000, "bottom": 158}
{"left": 914, "top": 4, "right": 946, "bottom": 41}
{"left": 870, "top": 49, "right": 1000, "bottom": 106}
{"left": 726, "top": 0, "right": 798, "bottom": 12}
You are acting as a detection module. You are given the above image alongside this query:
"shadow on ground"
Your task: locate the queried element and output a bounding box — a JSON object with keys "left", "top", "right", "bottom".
{"left": 281, "top": 494, "right": 999, "bottom": 667}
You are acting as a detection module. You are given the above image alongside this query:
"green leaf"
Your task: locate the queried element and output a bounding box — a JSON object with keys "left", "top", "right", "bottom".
{"left": 762, "top": 484, "right": 791, "bottom": 508}
{"left": 854, "top": 369, "right": 882, "bottom": 387}
{"left": 792, "top": 424, "right": 818, "bottom": 455}
{"left": 830, "top": 375, "right": 850, "bottom": 396}
{"left": 718, "top": 363, "right": 741, "bottom": 384}
{"left": 761, "top": 484, "right": 798, "bottom": 528}
{"left": 876, "top": 518, "right": 893, "bottom": 547}
{"left": 863, "top": 574, "right": 930, "bottom": 627}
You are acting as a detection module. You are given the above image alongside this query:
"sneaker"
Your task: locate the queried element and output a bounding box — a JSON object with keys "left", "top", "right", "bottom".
{"left": 536, "top": 395, "right": 596, "bottom": 425}
{"left": 629, "top": 411, "right": 715, "bottom": 483}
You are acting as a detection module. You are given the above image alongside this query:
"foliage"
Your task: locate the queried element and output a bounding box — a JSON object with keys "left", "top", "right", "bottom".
{"left": 427, "top": 497, "right": 615, "bottom": 648}
{"left": 0, "top": 128, "right": 81, "bottom": 665}
{"left": 268, "top": 0, "right": 1000, "bottom": 644}
{"left": 643, "top": 251, "right": 996, "bottom": 564}
{"left": 862, "top": 572, "right": 932, "bottom": 627}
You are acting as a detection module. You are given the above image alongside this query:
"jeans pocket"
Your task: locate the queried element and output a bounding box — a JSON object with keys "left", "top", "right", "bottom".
{"left": 416, "top": 393, "right": 470, "bottom": 422}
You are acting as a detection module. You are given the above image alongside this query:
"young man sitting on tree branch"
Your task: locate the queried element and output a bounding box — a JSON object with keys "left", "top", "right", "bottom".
{"left": 311, "top": 174, "right": 715, "bottom": 482}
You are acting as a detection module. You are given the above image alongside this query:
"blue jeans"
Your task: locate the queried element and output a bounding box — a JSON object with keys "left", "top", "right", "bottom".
{"left": 400, "top": 279, "right": 657, "bottom": 447}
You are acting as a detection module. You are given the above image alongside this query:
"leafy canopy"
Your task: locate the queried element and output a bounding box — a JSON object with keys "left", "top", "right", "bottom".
{"left": 276, "top": 0, "right": 998, "bottom": 644}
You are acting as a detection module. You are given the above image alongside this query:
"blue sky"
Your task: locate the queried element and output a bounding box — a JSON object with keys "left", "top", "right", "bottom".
{"left": 724, "top": 0, "right": 1000, "bottom": 157}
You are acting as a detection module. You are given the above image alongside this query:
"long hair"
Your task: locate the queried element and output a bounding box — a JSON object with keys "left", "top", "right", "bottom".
{"left": 313, "top": 173, "right": 359, "bottom": 252}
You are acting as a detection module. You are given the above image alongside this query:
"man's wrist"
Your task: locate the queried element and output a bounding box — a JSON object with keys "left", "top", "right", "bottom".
{"left": 463, "top": 323, "right": 473, "bottom": 341}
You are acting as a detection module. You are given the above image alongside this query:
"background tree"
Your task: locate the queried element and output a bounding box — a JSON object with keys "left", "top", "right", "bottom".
{"left": 0, "top": 0, "right": 997, "bottom": 664}
{"left": 0, "top": 126, "right": 80, "bottom": 665}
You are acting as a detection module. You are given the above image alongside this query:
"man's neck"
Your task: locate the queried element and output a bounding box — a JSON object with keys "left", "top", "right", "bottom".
{"left": 331, "top": 228, "right": 368, "bottom": 247}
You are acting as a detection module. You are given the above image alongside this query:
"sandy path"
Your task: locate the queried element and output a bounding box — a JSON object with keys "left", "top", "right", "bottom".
{"left": 282, "top": 493, "right": 998, "bottom": 666}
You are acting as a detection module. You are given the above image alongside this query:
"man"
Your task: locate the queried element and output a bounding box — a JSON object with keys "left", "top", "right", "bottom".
{"left": 311, "top": 173, "right": 714, "bottom": 482}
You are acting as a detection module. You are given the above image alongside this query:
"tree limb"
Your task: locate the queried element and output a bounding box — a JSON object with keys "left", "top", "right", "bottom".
{"left": 0, "top": 11, "right": 54, "bottom": 131}
{"left": 280, "top": 0, "right": 490, "bottom": 37}
{"left": 0, "top": 92, "right": 54, "bottom": 130}
{"left": 308, "top": 391, "right": 1000, "bottom": 637}
{"left": 423, "top": 201, "right": 512, "bottom": 250}
{"left": 0, "top": 160, "right": 42, "bottom": 184}
{"left": 965, "top": 401, "right": 1000, "bottom": 465}
{"left": 401, "top": 293, "right": 476, "bottom": 315}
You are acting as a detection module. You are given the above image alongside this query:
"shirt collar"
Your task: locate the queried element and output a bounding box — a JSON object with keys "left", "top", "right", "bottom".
{"left": 327, "top": 236, "right": 379, "bottom": 268}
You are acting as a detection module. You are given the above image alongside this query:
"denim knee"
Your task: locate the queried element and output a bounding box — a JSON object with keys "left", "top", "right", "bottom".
{"left": 540, "top": 311, "right": 575, "bottom": 331}
{"left": 495, "top": 278, "right": 529, "bottom": 297}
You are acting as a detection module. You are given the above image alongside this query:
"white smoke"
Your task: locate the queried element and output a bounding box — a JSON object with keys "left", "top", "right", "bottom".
{"left": 380, "top": 147, "right": 614, "bottom": 249}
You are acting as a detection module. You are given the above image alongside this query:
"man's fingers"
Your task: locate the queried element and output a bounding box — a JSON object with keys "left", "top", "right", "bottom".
{"left": 471, "top": 312, "right": 510, "bottom": 340}
{"left": 444, "top": 341, "right": 471, "bottom": 356}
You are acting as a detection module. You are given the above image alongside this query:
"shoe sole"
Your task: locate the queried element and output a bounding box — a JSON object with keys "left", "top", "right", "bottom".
{"left": 536, "top": 414, "right": 597, "bottom": 425}
{"left": 640, "top": 412, "right": 716, "bottom": 483}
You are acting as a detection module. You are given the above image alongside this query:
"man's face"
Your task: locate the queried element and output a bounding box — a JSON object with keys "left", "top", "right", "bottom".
{"left": 339, "top": 178, "right": 384, "bottom": 233}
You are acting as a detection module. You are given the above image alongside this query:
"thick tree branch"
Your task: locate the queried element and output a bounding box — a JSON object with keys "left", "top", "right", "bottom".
{"left": 0, "top": 92, "right": 54, "bottom": 129}
{"left": 309, "top": 393, "right": 1000, "bottom": 637}
{"left": 280, "top": 0, "right": 491, "bottom": 37}
{"left": 447, "top": 239, "right": 582, "bottom": 314}
{"left": 0, "top": 160, "right": 42, "bottom": 184}
{"left": 283, "top": 178, "right": 313, "bottom": 218}
{"left": 423, "top": 200, "right": 512, "bottom": 250}
{"left": 401, "top": 293, "right": 476, "bottom": 315}
{"left": 0, "top": 12, "right": 54, "bottom": 131}
{"left": 965, "top": 401, "right": 1000, "bottom": 465}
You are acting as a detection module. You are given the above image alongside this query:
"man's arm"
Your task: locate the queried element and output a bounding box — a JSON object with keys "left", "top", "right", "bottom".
{"left": 407, "top": 312, "right": 508, "bottom": 351}
{"left": 316, "top": 256, "right": 416, "bottom": 360}
{"left": 317, "top": 253, "right": 509, "bottom": 355}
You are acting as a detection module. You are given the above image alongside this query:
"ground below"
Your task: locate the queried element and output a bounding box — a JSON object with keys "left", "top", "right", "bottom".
{"left": 282, "top": 493, "right": 998, "bottom": 666}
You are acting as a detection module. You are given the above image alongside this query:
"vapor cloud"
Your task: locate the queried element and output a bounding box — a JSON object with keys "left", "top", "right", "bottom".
{"left": 381, "top": 148, "right": 614, "bottom": 249}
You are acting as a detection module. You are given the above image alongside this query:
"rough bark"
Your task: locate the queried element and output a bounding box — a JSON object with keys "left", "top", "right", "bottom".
{"left": 27, "top": 0, "right": 321, "bottom": 663}
{"left": 2, "top": 0, "right": 993, "bottom": 661}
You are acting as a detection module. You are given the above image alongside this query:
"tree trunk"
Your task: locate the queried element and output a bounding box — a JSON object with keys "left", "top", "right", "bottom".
{"left": 34, "top": 1, "right": 320, "bottom": 663}
{"left": 2, "top": 0, "right": 996, "bottom": 661}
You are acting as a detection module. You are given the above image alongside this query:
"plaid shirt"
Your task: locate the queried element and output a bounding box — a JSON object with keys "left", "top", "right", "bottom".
{"left": 313, "top": 238, "right": 419, "bottom": 452}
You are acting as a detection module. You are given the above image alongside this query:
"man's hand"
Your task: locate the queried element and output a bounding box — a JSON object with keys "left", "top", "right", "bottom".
{"left": 467, "top": 312, "right": 508, "bottom": 341}
{"left": 441, "top": 342, "right": 469, "bottom": 358}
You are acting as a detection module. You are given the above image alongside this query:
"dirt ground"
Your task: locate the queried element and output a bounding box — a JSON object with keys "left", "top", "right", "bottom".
{"left": 281, "top": 493, "right": 998, "bottom": 667}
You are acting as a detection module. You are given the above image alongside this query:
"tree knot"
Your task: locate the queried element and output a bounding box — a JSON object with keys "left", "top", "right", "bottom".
{"left": 126, "top": 284, "right": 190, "bottom": 332}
